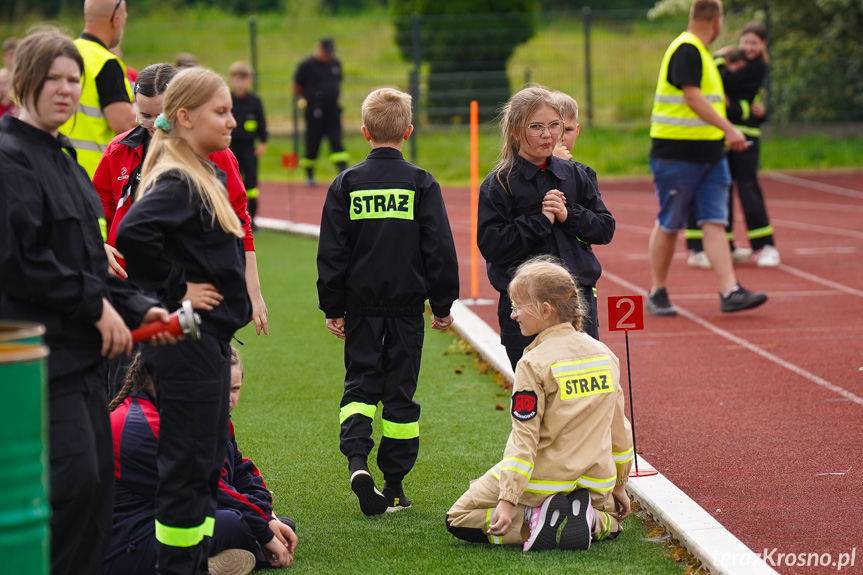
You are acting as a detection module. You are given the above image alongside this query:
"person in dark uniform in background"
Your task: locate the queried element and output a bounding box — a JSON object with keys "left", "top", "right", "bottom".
{"left": 0, "top": 30, "right": 172, "bottom": 575}
{"left": 293, "top": 37, "right": 349, "bottom": 186}
{"left": 229, "top": 61, "right": 267, "bottom": 230}
{"left": 317, "top": 88, "right": 459, "bottom": 517}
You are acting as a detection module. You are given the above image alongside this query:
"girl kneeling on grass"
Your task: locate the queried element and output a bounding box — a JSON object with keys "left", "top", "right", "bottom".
{"left": 446, "top": 256, "right": 633, "bottom": 551}
{"left": 115, "top": 67, "right": 267, "bottom": 575}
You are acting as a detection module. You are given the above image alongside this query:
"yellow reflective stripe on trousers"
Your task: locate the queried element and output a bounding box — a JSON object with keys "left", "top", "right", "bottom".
{"left": 486, "top": 508, "right": 502, "bottom": 544}
{"left": 613, "top": 447, "right": 634, "bottom": 464}
{"left": 329, "top": 150, "right": 351, "bottom": 163}
{"left": 492, "top": 458, "right": 534, "bottom": 479}
{"left": 339, "top": 402, "right": 376, "bottom": 424}
{"left": 597, "top": 510, "right": 611, "bottom": 540}
{"left": 155, "top": 516, "right": 215, "bottom": 547}
{"left": 381, "top": 418, "right": 419, "bottom": 440}
{"left": 685, "top": 228, "right": 704, "bottom": 240}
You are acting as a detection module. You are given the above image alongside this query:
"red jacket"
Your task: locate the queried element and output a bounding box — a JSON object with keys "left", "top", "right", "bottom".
{"left": 93, "top": 125, "right": 255, "bottom": 253}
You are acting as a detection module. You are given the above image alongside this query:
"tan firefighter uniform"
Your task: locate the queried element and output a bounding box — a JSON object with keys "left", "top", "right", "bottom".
{"left": 447, "top": 323, "right": 633, "bottom": 545}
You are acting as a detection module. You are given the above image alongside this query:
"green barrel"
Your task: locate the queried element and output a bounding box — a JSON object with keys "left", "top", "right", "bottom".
{"left": 0, "top": 322, "right": 50, "bottom": 575}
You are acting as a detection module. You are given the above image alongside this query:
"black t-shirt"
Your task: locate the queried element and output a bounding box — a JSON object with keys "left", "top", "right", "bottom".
{"left": 651, "top": 43, "right": 725, "bottom": 163}
{"left": 294, "top": 56, "right": 342, "bottom": 106}
{"left": 80, "top": 34, "right": 131, "bottom": 109}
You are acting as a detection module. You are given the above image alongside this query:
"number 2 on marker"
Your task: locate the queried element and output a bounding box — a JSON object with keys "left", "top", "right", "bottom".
{"left": 607, "top": 295, "right": 644, "bottom": 332}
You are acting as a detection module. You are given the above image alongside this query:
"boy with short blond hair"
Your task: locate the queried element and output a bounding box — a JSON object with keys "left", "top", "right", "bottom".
{"left": 550, "top": 90, "right": 604, "bottom": 340}
{"left": 317, "top": 87, "right": 460, "bottom": 516}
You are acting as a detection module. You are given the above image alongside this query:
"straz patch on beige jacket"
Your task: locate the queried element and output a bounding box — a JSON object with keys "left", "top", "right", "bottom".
{"left": 485, "top": 323, "right": 633, "bottom": 507}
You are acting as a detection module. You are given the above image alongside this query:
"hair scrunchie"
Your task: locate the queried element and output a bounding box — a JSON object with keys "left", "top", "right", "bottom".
{"left": 154, "top": 113, "right": 170, "bottom": 132}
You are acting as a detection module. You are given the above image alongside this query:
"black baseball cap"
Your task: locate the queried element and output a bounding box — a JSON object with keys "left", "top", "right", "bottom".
{"left": 320, "top": 38, "right": 335, "bottom": 55}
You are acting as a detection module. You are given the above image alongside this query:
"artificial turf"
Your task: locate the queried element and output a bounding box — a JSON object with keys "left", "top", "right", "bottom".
{"left": 231, "top": 230, "right": 685, "bottom": 574}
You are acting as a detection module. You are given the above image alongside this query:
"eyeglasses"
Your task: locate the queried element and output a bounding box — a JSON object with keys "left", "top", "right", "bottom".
{"left": 110, "top": 0, "right": 123, "bottom": 22}
{"left": 526, "top": 121, "right": 563, "bottom": 137}
{"left": 136, "top": 113, "right": 155, "bottom": 129}
{"left": 510, "top": 303, "right": 521, "bottom": 314}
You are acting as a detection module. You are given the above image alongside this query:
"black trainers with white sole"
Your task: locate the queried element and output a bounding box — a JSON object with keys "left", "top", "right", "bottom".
{"left": 560, "top": 488, "right": 594, "bottom": 551}
{"left": 350, "top": 470, "right": 388, "bottom": 516}
{"left": 522, "top": 493, "right": 569, "bottom": 551}
{"left": 382, "top": 486, "right": 412, "bottom": 512}
{"left": 720, "top": 283, "right": 768, "bottom": 313}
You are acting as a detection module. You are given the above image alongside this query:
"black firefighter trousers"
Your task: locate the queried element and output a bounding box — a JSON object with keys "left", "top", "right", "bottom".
{"left": 142, "top": 334, "right": 231, "bottom": 575}
{"left": 339, "top": 315, "right": 424, "bottom": 484}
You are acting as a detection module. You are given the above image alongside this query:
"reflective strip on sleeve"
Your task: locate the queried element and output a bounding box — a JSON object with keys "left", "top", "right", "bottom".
{"left": 381, "top": 418, "right": 419, "bottom": 440}
{"left": 339, "top": 402, "right": 377, "bottom": 424}
{"left": 244, "top": 120, "right": 259, "bottom": 133}
{"left": 98, "top": 217, "right": 107, "bottom": 243}
{"left": 246, "top": 187, "right": 260, "bottom": 199}
{"left": 493, "top": 458, "right": 534, "bottom": 480}
{"left": 613, "top": 447, "right": 634, "bottom": 464}
{"left": 155, "top": 516, "right": 215, "bottom": 547}
{"left": 348, "top": 189, "right": 415, "bottom": 221}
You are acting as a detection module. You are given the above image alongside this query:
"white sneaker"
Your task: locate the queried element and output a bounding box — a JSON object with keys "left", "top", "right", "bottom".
{"left": 208, "top": 549, "right": 255, "bottom": 575}
{"left": 686, "top": 251, "right": 711, "bottom": 269}
{"left": 756, "top": 245, "right": 781, "bottom": 267}
{"left": 731, "top": 247, "right": 753, "bottom": 263}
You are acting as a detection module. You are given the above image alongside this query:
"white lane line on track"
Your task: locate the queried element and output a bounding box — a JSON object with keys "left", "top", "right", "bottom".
{"left": 770, "top": 218, "right": 863, "bottom": 240}
{"left": 764, "top": 172, "right": 863, "bottom": 199}
{"left": 602, "top": 270, "right": 863, "bottom": 407}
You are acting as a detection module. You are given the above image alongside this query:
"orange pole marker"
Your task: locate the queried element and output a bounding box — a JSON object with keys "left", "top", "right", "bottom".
{"left": 470, "top": 100, "right": 480, "bottom": 300}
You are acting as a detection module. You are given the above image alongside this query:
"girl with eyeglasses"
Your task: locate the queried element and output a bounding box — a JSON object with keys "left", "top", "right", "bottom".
{"left": 477, "top": 85, "right": 615, "bottom": 369}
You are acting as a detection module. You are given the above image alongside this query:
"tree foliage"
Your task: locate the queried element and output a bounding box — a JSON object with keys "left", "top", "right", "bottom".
{"left": 392, "top": 0, "right": 537, "bottom": 123}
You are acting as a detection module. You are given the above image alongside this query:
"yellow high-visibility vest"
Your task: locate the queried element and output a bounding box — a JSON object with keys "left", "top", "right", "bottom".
{"left": 650, "top": 31, "right": 725, "bottom": 141}
{"left": 59, "top": 38, "right": 133, "bottom": 179}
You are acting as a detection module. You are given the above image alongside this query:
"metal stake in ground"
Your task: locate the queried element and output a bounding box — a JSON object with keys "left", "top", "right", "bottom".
{"left": 607, "top": 295, "right": 657, "bottom": 477}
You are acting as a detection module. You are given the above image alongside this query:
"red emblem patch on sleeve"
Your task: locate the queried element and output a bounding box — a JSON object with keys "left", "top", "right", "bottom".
{"left": 511, "top": 390, "right": 538, "bottom": 421}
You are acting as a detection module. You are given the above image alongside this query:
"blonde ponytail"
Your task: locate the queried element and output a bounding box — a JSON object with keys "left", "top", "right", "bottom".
{"left": 138, "top": 67, "right": 243, "bottom": 238}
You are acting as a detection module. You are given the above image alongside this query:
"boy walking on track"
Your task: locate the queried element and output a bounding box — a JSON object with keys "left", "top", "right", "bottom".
{"left": 316, "top": 88, "right": 459, "bottom": 516}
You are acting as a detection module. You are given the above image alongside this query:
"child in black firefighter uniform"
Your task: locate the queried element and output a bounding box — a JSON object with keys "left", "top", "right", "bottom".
{"left": 228, "top": 61, "right": 267, "bottom": 230}
{"left": 316, "top": 88, "right": 459, "bottom": 516}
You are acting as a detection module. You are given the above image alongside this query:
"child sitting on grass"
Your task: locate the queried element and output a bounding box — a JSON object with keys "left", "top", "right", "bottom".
{"left": 446, "top": 256, "right": 633, "bottom": 551}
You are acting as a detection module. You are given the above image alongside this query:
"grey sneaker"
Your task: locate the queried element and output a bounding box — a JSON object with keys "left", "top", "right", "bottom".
{"left": 208, "top": 549, "right": 255, "bottom": 575}
{"left": 720, "top": 284, "right": 768, "bottom": 313}
{"left": 646, "top": 288, "right": 678, "bottom": 317}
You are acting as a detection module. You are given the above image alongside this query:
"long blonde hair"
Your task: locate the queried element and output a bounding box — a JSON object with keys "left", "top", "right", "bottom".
{"left": 138, "top": 67, "right": 242, "bottom": 237}
{"left": 494, "top": 85, "right": 558, "bottom": 195}
{"left": 509, "top": 255, "right": 584, "bottom": 332}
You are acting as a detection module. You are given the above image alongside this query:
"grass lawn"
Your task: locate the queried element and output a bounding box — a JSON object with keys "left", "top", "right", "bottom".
{"left": 230, "top": 230, "right": 685, "bottom": 574}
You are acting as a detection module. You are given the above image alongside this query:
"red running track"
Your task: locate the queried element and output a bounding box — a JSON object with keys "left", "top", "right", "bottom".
{"left": 259, "top": 170, "right": 863, "bottom": 574}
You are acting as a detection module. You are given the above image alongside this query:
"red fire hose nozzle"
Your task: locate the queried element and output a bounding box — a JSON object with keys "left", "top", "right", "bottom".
{"left": 131, "top": 300, "right": 201, "bottom": 343}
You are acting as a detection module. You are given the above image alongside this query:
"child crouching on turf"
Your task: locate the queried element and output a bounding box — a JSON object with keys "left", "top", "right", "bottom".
{"left": 446, "top": 256, "right": 633, "bottom": 551}
{"left": 316, "top": 88, "right": 459, "bottom": 516}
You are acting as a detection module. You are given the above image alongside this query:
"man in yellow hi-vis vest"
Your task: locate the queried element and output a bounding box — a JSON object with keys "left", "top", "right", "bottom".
{"left": 646, "top": 0, "right": 767, "bottom": 316}
{"left": 60, "top": 0, "right": 136, "bottom": 179}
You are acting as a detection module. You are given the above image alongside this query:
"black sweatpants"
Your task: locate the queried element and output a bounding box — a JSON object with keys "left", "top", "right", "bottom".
{"left": 339, "top": 315, "right": 423, "bottom": 483}
{"left": 49, "top": 362, "right": 113, "bottom": 575}
{"left": 686, "top": 138, "right": 774, "bottom": 252}
{"left": 143, "top": 334, "right": 231, "bottom": 575}
{"left": 304, "top": 103, "right": 345, "bottom": 164}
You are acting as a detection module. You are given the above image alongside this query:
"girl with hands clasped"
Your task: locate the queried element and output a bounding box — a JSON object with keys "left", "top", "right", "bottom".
{"left": 477, "top": 85, "right": 615, "bottom": 370}
{"left": 0, "top": 30, "right": 174, "bottom": 575}
{"left": 446, "top": 256, "right": 633, "bottom": 552}
{"left": 116, "top": 67, "right": 253, "bottom": 575}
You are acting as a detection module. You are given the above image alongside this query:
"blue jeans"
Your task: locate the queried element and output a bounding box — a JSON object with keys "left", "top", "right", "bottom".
{"left": 650, "top": 157, "right": 731, "bottom": 232}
